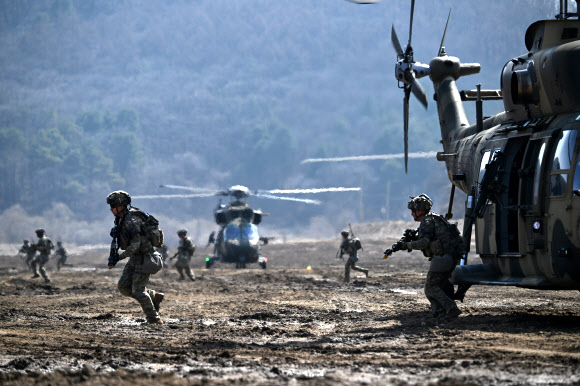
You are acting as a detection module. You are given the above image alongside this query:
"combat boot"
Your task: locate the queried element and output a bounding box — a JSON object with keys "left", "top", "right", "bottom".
{"left": 153, "top": 292, "right": 164, "bottom": 312}
{"left": 188, "top": 275, "right": 195, "bottom": 282}
{"left": 147, "top": 317, "right": 163, "bottom": 324}
{"left": 445, "top": 307, "right": 462, "bottom": 320}
{"left": 32, "top": 274, "right": 40, "bottom": 278}
{"left": 44, "top": 278, "right": 51, "bottom": 284}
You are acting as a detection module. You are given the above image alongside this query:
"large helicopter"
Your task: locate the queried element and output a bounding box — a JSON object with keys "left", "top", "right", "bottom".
{"left": 315, "top": 0, "right": 580, "bottom": 294}
{"left": 135, "top": 184, "right": 360, "bottom": 269}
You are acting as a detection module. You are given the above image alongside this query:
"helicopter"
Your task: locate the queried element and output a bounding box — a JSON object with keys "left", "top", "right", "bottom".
{"left": 134, "top": 184, "right": 360, "bottom": 269}
{"left": 315, "top": 0, "right": 580, "bottom": 295}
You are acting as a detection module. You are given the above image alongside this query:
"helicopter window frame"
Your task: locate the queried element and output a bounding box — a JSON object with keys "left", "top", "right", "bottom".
{"left": 478, "top": 148, "right": 502, "bottom": 205}
{"left": 548, "top": 129, "right": 578, "bottom": 198}
{"left": 533, "top": 141, "right": 547, "bottom": 204}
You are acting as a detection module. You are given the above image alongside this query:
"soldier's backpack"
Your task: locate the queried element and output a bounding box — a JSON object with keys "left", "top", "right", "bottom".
{"left": 132, "top": 208, "right": 165, "bottom": 248}
{"left": 432, "top": 214, "right": 465, "bottom": 260}
{"left": 352, "top": 237, "right": 363, "bottom": 251}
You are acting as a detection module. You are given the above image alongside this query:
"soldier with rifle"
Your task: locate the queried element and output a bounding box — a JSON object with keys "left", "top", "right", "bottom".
{"left": 339, "top": 224, "right": 369, "bottom": 283}
{"left": 384, "top": 194, "right": 464, "bottom": 320}
{"left": 18, "top": 240, "right": 35, "bottom": 271}
{"left": 107, "top": 190, "right": 164, "bottom": 324}
{"left": 170, "top": 228, "right": 196, "bottom": 281}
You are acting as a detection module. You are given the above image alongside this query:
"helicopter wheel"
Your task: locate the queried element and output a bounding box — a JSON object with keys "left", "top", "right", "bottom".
{"left": 260, "top": 262, "right": 267, "bottom": 269}
{"left": 236, "top": 262, "right": 246, "bottom": 269}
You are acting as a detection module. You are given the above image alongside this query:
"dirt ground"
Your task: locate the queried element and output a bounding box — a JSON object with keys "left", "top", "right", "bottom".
{"left": 1, "top": 225, "right": 579, "bottom": 385}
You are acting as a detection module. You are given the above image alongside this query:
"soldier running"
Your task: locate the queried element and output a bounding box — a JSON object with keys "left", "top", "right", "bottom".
{"left": 395, "top": 194, "right": 463, "bottom": 320}
{"left": 31, "top": 229, "right": 54, "bottom": 283}
{"left": 55, "top": 241, "right": 69, "bottom": 271}
{"left": 106, "top": 190, "right": 164, "bottom": 324}
{"left": 171, "top": 229, "right": 196, "bottom": 281}
{"left": 18, "top": 240, "right": 34, "bottom": 271}
{"left": 339, "top": 230, "right": 368, "bottom": 283}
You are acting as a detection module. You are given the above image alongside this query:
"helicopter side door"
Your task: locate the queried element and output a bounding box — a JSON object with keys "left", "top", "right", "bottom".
{"left": 548, "top": 126, "right": 580, "bottom": 285}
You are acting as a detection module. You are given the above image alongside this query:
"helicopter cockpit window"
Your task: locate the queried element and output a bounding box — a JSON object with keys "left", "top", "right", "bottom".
{"left": 224, "top": 225, "right": 241, "bottom": 241}
{"left": 241, "top": 224, "right": 259, "bottom": 243}
{"left": 549, "top": 130, "right": 577, "bottom": 197}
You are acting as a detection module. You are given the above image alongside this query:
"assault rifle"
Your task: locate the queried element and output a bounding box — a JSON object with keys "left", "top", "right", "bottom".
{"left": 108, "top": 219, "right": 120, "bottom": 269}
{"left": 383, "top": 228, "right": 418, "bottom": 259}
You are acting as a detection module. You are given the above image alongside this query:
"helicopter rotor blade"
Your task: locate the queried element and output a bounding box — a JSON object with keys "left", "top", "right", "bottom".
{"left": 160, "top": 184, "right": 218, "bottom": 194}
{"left": 438, "top": 8, "right": 452, "bottom": 56}
{"left": 408, "top": 0, "right": 415, "bottom": 48}
{"left": 262, "top": 187, "right": 361, "bottom": 194}
{"left": 409, "top": 71, "right": 428, "bottom": 108}
{"left": 391, "top": 25, "right": 404, "bottom": 56}
{"left": 404, "top": 86, "right": 411, "bottom": 174}
{"left": 132, "top": 193, "right": 218, "bottom": 199}
{"left": 254, "top": 193, "right": 321, "bottom": 205}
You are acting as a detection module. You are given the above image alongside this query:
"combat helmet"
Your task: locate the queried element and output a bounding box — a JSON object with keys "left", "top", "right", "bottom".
{"left": 35, "top": 228, "right": 45, "bottom": 237}
{"left": 24, "top": 240, "right": 29, "bottom": 243}
{"left": 106, "top": 190, "right": 131, "bottom": 207}
{"left": 407, "top": 194, "right": 433, "bottom": 212}
{"left": 177, "top": 228, "right": 188, "bottom": 236}
{"left": 340, "top": 230, "right": 349, "bottom": 238}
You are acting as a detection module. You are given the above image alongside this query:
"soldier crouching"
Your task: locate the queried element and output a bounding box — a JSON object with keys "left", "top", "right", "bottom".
{"left": 107, "top": 190, "right": 164, "bottom": 324}
{"left": 399, "top": 194, "right": 463, "bottom": 320}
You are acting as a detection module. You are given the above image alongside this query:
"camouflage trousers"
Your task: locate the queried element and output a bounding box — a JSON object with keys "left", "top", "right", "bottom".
{"left": 117, "top": 260, "right": 161, "bottom": 322}
{"left": 344, "top": 254, "right": 367, "bottom": 283}
{"left": 424, "top": 255, "right": 459, "bottom": 317}
{"left": 25, "top": 254, "right": 35, "bottom": 271}
{"left": 31, "top": 254, "right": 50, "bottom": 282}
{"left": 56, "top": 256, "right": 67, "bottom": 271}
{"left": 175, "top": 257, "right": 194, "bottom": 280}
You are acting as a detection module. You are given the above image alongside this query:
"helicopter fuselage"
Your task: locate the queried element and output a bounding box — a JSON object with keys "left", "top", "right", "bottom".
{"left": 216, "top": 220, "right": 262, "bottom": 265}
{"left": 431, "top": 19, "right": 580, "bottom": 289}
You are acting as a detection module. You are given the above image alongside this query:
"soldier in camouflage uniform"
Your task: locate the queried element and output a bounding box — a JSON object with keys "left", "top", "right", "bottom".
{"left": 340, "top": 230, "right": 368, "bottom": 283}
{"left": 172, "top": 229, "right": 196, "bottom": 281}
{"left": 398, "top": 194, "right": 462, "bottom": 320}
{"left": 18, "top": 240, "right": 34, "bottom": 271}
{"left": 31, "top": 229, "right": 54, "bottom": 283}
{"left": 107, "top": 191, "right": 164, "bottom": 324}
{"left": 55, "top": 241, "right": 69, "bottom": 271}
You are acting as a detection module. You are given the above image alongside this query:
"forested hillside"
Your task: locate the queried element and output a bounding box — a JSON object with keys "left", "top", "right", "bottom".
{"left": 0, "top": 0, "right": 557, "bottom": 243}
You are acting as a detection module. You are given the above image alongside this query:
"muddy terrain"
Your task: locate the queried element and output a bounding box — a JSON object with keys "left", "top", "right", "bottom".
{"left": 1, "top": 225, "right": 579, "bottom": 385}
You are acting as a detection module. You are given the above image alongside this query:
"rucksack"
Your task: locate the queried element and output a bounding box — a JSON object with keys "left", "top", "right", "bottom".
{"left": 132, "top": 208, "right": 165, "bottom": 248}
{"left": 432, "top": 214, "right": 465, "bottom": 259}
{"left": 352, "top": 237, "right": 363, "bottom": 251}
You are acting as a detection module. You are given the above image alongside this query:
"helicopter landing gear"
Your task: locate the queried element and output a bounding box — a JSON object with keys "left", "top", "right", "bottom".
{"left": 236, "top": 256, "right": 247, "bottom": 269}
{"left": 259, "top": 262, "right": 267, "bottom": 269}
